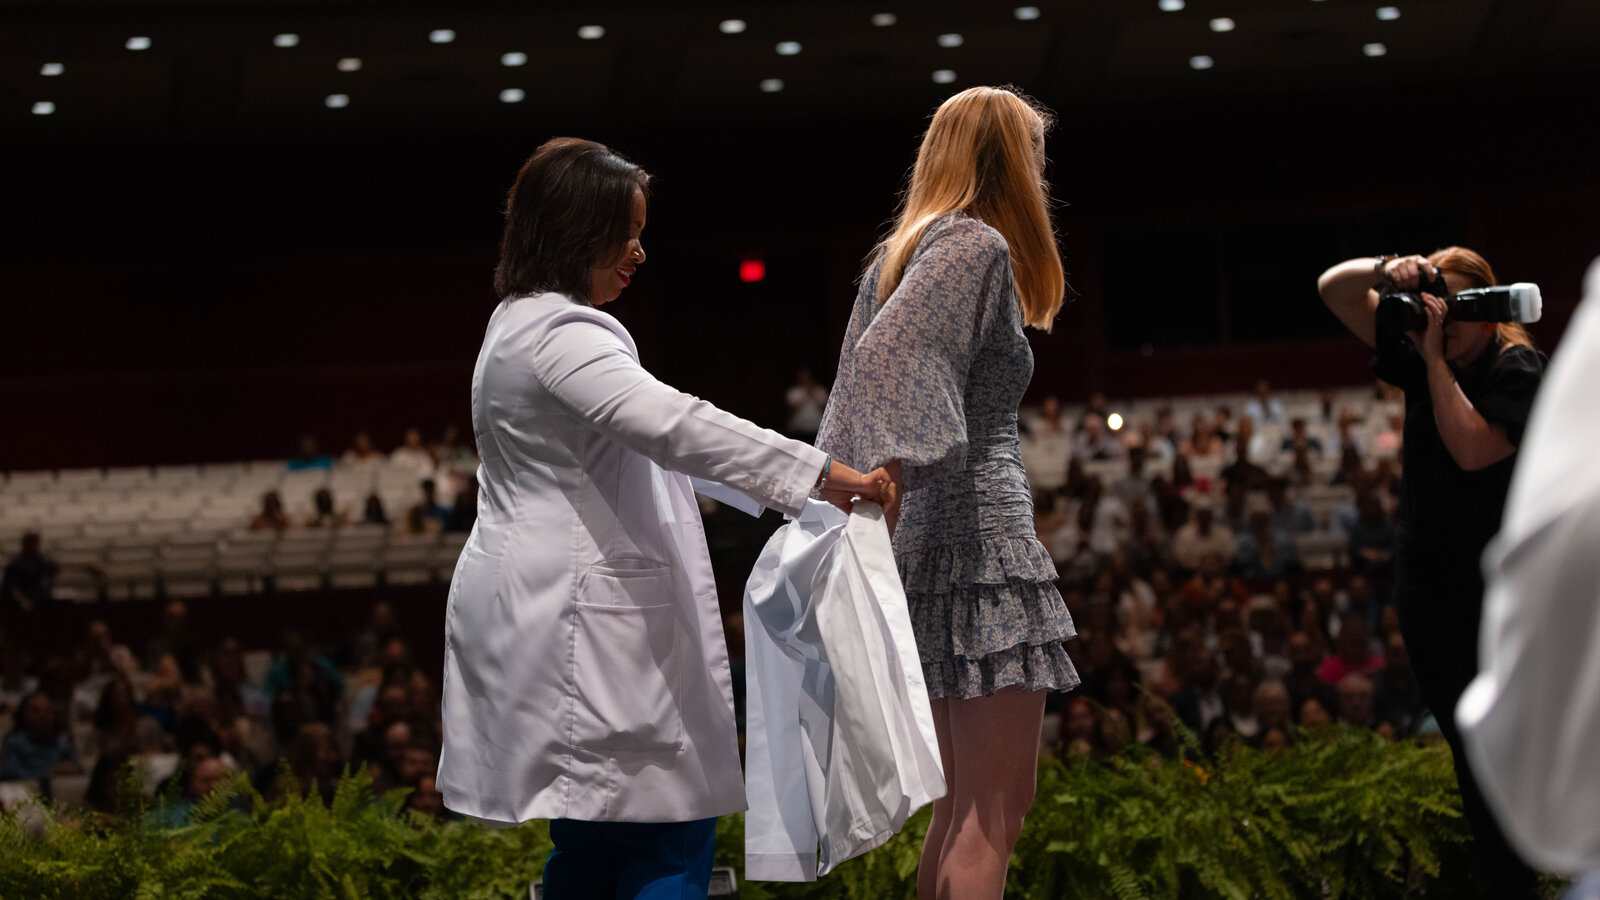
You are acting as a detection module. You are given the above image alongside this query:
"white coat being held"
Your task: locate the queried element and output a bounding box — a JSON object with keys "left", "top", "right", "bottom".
{"left": 438, "top": 291, "right": 827, "bottom": 824}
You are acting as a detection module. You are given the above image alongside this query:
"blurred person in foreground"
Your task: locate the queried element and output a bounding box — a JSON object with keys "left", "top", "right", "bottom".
{"left": 814, "top": 85, "right": 1078, "bottom": 900}
{"left": 1, "top": 532, "right": 58, "bottom": 612}
{"left": 1459, "top": 257, "right": 1600, "bottom": 898}
{"left": 1319, "top": 246, "right": 1545, "bottom": 896}
{"left": 435, "top": 136, "right": 889, "bottom": 900}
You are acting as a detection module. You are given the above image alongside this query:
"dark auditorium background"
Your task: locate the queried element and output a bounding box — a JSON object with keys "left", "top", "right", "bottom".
{"left": 5, "top": 0, "right": 1598, "bottom": 472}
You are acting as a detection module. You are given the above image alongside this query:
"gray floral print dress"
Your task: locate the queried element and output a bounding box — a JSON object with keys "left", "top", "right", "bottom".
{"left": 816, "top": 211, "right": 1079, "bottom": 700}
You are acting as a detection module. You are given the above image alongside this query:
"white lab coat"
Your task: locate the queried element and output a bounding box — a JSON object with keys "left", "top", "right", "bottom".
{"left": 1458, "top": 257, "right": 1600, "bottom": 874}
{"left": 438, "top": 292, "right": 827, "bottom": 824}
{"left": 743, "top": 500, "right": 946, "bottom": 881}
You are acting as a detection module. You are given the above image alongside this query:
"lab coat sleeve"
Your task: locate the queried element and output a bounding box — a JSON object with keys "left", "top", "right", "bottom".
{"left": 529, "top": 308, "right": 827, "bottom": 518}
{"left": 1458, "top": 255, "right": 1600, "bottom": 874}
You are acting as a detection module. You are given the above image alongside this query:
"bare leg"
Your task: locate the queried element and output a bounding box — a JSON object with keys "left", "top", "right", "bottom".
{"left": 918, "top": 698, "right": 954, "bottom": 900}
{"left": 936, "top": 687, "right": 1046, "bottom": 900}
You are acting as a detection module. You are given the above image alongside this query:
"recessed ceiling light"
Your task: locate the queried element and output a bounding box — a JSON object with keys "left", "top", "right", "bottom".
{"left": 938, "top": 33, "right": 964, "bottom": 48}
{"left": 1210, "top": 17, "right": 1236, "bottom": 32}
{"left": 325, "top": 94, "right": 349, "bottom": 108}
{"left": 501, "top": 51, "right": 527, "bottom": 66}
{"left": 760, "top": 78, "right": 785, "bottom": 92}
{"left": 273, "top": 33, "right": 299, "bottom": 48}
{"left": 499, "top": 88, "right": 525, "bottom": 103}
{"left": 126, "top": 36, "right": 152, "bottom": 51}
{"left": 1014, "top": 6, "right": 1041, "bottom": 20}
{"left": 932, "top": 69, "right": 957, "bottom": 84}
{"left": 1376, "top": 6, "right": 1401, "bottom": 20}
{"left": 871, "top": 13, "right": 897, "bottom": 27}
{"left": 1190, "top": 54, "right": 1214, "bottom": 69}
{"left": 337, "top": 57, "right": 362, "bottom": 72}
{"left": 429, "top": 29, "right": 456, "bottom": 44}
{"left": 40, "top": 63, "right": 64, "bottom": 76}
{"left": 1363, "top": 42, "right": 1387, "bottom": 56}
{"left": 1159, "top": 0, "right": 1186, "bottom": 9}
{"left": 577, "top": 25, "right": 605, "bottom": 40}
{"left": 32, "top": 101, "right": 55, "bottom": 115}
{"left": 776, "top": 40, "right": 802, "bottom": 55}
{"left": 720, "top": 19, "right": 747, "bottom": 34}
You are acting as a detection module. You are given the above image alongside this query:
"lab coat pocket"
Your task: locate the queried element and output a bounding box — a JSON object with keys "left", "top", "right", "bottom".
{"left": 571, "top": 569, "right": 684, "bottom": 753}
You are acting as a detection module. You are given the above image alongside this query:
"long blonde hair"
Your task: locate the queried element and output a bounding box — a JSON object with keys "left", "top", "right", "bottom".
{"left": 873, "top": 86, "right": 1066, "bottom": 331}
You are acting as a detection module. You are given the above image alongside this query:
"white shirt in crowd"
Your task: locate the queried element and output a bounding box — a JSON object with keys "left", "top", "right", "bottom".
{"left": 785, "top": 383, "right": 829, "bottom": 435}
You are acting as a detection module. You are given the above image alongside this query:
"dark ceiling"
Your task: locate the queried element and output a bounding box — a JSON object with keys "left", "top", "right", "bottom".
{"left": 3, "top": 0, "right": 1596, "bottom": 143}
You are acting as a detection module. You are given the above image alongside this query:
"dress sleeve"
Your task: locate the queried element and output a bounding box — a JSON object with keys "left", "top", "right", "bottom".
{"left": 826, "top": 220, "right": 1009, "bottom": 489}
{"left": 529, "top": 309, "right": 827, "bottom": 518}
{"left": 1473, "top": 345, "right": 1545, "bottom": 447}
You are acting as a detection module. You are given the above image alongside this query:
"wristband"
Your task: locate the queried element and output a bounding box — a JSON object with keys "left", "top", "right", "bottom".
{"left": 816, "top": 456, "right": 832, "bottom": 493}
{"left": 1373, "top": 255, "right": 1397, "bottom": 288}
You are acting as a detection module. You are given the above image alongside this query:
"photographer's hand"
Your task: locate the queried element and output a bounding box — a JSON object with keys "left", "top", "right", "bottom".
{"left": 1382, "top": 255, "right": 1434, "bottom": 291}
{"left": 1404, "top": 292, "right": 1448, "bottom": 365}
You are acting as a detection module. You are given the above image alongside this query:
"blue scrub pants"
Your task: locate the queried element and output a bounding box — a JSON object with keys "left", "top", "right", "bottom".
{"left": 544, "top": 817, "right": 717, "bottom": 900}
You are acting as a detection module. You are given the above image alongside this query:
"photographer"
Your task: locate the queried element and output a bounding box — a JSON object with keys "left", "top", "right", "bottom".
{"left": 1318, "top": 246, "right": 1544, "bottom": 897}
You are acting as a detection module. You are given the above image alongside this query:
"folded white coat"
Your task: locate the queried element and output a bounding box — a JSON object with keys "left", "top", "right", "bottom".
{"left": 743, "top": 499, "right": 946, "bottom": 882}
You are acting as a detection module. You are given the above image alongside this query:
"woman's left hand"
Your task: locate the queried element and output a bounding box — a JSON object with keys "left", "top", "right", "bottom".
{"left": 1406, "top": 292, "right": 1448, "bottom": 365}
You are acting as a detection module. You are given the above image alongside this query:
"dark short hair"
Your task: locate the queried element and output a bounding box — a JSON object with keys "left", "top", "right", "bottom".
{"left": 494, "top": 137, "right": 651, "bottom": 301}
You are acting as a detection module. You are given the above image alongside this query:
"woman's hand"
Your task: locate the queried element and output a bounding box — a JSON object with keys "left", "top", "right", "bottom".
{"left": 819, "top": 460, "right": 901, "bottom": 530}
{"left": 1382, "top": 254, "right": 1434, "bottom": 291}
{"left": 1405, "top": 292, "right": 1448, "bottom": 365}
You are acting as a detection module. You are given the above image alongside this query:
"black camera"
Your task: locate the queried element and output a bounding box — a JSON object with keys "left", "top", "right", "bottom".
{"left": 1375, "top": 265, "right": 1543, "bottom": 333}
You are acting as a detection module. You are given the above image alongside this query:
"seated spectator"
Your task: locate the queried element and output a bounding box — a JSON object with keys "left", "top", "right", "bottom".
{"left": 1285, "top": 440, "right": 1318, "bottom": 488}
{"left": 84, "top": 675, "right": 142, "bottom": 762}
{"left": 1298, "top": 697, "right": 1333, "bottom": 728}
{"left": 1224, "top": 670, "right": 1260, "bottom": 739}
{"left": 1266, "top": 478, "right": 1315, "bottom": 535}
{"left": 0, "top": 641, "right": 38, "bottom": 720}
{"left": 1171, "top": 645, "right": 1226, "bottom": 736}
{"left": 150, "top": 756, "right": 230, "bottom": 829}
{"left": 390, "top": 428, "right": 435, "bottom": 478}
{"left": 1135, "top": 421, "right": 1176, "bottom": 468}
{"left": 1285, "top": 632, "right": 1338, "bottom": 722}
{"left": 1372, "top": 412, "right": 1404, "bottom": 455}
{"left": 1258, "top": 726, "right": 1292, "bottom": 755}
{"left": 2, "top": 532, "right": 59, "bottom": 612}
{"left": 402, "top": 774, "right": 448, "bottom": 823}
{"left": 1177, "top": 553, "right": 1248, "bottom": 620}
{"left": 1373, "top": 633, "right": 1425, "bottom": 738}
{"left": 361, "top": 494, "right": 390, "bottom": 527}
{"left": 1061, "top": 478, "right": 1128, "bottom": 556}
{"left": 1236, "top": 509, "right": 1296, "bottom": 580}
{"left": 1172, "top": 503, "right": 1237, "bottom": 571}
{"left": 137, "top": 654, "right": 184, "bottom": 733}
{"left": 250, "top": 491, "right": 292, "bottom": 533}
{"left": 1254, "top": 680, "right": 1292, "bottom": 737}
{"left": 350, "top": 682, "right": 411, "bottom": 777}
{"left": 1317, "top": 390, "right": 1339, "bottom": 424}
{"left": 1243, "top": 379, "right": 1286, "bottom": 426}
{"left": 1074, "top": 410, "right": 1126, "bottom": 462}
{"left": 1346, "top": 491, "right": 1395, "bottom": 575}
{"left": 1120, "top": 500, "right": 1172, "bottom": 578}
{"left": 342, "top": 431, "right": 382, "bottom": 466}
{"left": 85, "top": 750, "right": 131, "bottom": 819}
{"left": 0, "top": 691, "right": 81, "bottom": 781}
{"left": 351, "top": 601, "right": 402, "bottom": 670}
{"left": 1336, "top": 673, "right": 1377, "bottom": 731}
{"left": 286, "top": 434, "right": 334, "bottom": 471}
{"left": 1213, "top": 405, "right": 1236, "bottom": 443}
{"left": 1109, "top": 445, "right": 1154, "bottom": 512}
{"left": 1221, "top": 481, "right": 1250, "bottom": 534}
{"left": 305, "top": 488, "right": 349, "bottom": 529}
{"left": 1220, "top": 419, "right": 1270, "bottom": 490}
{"left": 1317, "top": 615, "right": 1384, "bottom": 685}
{"left": 1184, "top": 414, "right": 1224, "bottom": 461}
{"left": 445, "top": 484, "right": 477, "bottom": 533}
{"left": 433, "top": 424, "right": 477, "bottom": 473}
{"left": 399, "top": 505, "right": 441, "bottom": 538}
{"left": 279, "top": 721, "right": 340, "bottom": 804}
{"left": 1057, "top": 696, "right": 1100, "bottom": 759}
{"left": 1329, "top": 409, "right": 1363, "bottom": 459}
{"left": 1329, "top": 444, "right": 1365, "bottom": 488}
{"left": 144, "top": 600, "right": 204, "bottom": 684}
{"left": 1138, "top": 693, "right": 1181, "bottom": 760}
{"left": 1278, "top": 418, "right": 1324, "bottom": 455}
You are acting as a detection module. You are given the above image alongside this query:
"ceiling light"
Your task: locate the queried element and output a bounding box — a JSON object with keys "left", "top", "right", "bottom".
{"left": 1014, "top": 6, "right": 1041, "bottom": 20}
{"left": 32, "top": 101, "right": 55, "bottom": 115}
{"left": 1189, "top": 54, "right": 1214, "bottom": 69}
{"left": 325, "top": 94, "right": 349, "bottom": 108}
{"left": 501, "top": 51, "right": 527, "bottom": 66}
{"left": 1363, "top": 42, "right": 1387, "bottom": 56}
{"left": 1210, "top": 17, "right": 1236, "bottom": 32}
{"left": 499, "top": 88, "right": 524, "bottom": 103}
{"left": 937, "top": 33, "right": 964, "bottom": 48}
{"left": 1159, "top": 0, "right": 1185, "bottom": 9}
{"left": 40, "top": 63, "right": 64, "bottom": 76}
{"left": 932, "top": 69, "right": 957, "bottom": 84}
{"left": 126, "top": 36, "right": 152, "bottom": 51}
{"left": 273, "top": 33, "right": 299, "bottom": 48}
{"left": 760, "top": 78, "right": 784, "bottom": 92}
{"left": 429, "top": 29, "right": 456, "bottom": 44}
{"left": 337, "top": 57, "right": 362, "bottom": 72}
{"left": 720, "top": 19, "right": 747, "bottom": 34}
{"left": 577, "top": 25, "right": 605, "bottom": 40}
{"left": 871, "top": 13, "right": 897, "bottom": 27}
{"left": 1376, "top": 6, "right": 1401, "bottom": 20}
{"left": 776, "top": 41, "right": 802, "bottom": 55}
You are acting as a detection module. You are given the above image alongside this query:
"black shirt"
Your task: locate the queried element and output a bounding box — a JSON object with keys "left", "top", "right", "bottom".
{"left": 1372, "top": 332, "right": 1544, "bottom": 554}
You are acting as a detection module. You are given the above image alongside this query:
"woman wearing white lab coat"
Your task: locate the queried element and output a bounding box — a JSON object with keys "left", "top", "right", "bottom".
{"left": 437, "top": 137, "right": 891, "bottom": 899}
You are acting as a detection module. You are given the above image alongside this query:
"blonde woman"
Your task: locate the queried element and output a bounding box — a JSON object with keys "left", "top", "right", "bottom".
{"left": 815, "top": 86, "right": 1078, "bottom": 900}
